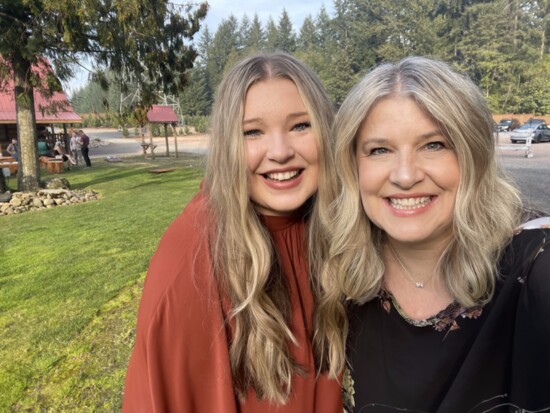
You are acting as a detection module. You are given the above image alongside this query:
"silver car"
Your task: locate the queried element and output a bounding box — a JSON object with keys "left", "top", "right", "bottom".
{"left": 510, "top": 122, "right": 550, "bottom": 144}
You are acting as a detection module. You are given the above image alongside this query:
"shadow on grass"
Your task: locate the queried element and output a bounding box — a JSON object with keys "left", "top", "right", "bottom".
{"left": 75, "top": 168, "right": 151, "bottom": 189}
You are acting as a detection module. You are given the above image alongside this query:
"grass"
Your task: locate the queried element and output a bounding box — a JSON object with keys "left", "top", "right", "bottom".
{"left": 0, "top": 154, "right": 205, "bottom": 411}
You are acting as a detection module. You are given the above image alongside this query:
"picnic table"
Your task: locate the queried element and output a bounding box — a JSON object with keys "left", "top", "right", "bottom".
{"left": 0, "top": 156, "right": 18, "bottom": 175}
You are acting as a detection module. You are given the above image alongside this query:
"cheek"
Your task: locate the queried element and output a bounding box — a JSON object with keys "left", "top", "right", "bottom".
{"left": 245, "top": 140, "right": 263, "bottom": 172}
{"left": 434, "top": 155, "right": 461, "bottom": 194}
{"left": 357, "top": 161, "right": 377, "bottom": 194}
{"left": 301, "top": 134, "right": 320, "bottom": 165}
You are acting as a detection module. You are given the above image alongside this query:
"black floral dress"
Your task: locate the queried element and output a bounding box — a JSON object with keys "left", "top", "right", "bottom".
{"left": 344, "top": 228, "right": 550, "bottom": 413}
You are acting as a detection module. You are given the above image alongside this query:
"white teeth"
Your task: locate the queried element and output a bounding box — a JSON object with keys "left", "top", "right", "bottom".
{"left": 389, "top": 196, "right": 432, "bottom": 210}
{"left": 266, "top": 170, "right": 300, "bottom": 181}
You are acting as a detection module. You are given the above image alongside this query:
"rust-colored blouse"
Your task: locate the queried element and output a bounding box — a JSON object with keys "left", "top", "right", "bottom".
{"left": 122, "top": 191, "right": 342, "bottom": 412}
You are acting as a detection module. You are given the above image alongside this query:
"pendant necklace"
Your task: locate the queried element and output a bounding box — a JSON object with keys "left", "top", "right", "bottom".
{"left": 388, "top": 243, "right": 436, "bottom": 289}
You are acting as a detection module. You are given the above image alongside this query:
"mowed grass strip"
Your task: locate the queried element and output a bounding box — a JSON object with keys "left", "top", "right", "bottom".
{"left": 0, "top": 155, "right": 204, "bottom": 411}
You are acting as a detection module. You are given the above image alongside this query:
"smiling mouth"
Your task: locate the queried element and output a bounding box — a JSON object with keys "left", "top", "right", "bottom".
{"left": 388, "top": 196, "right": 433, "bottom": 210}
{"left": 264, "top": 170, "right": 303, "bottom": 181}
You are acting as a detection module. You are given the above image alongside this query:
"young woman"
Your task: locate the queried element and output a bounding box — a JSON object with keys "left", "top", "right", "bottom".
{"left": 320, "top": 56, "right": 550, "bottom": 412}
{"left": 122, "top": 53, "right": 342, "bottom": 412}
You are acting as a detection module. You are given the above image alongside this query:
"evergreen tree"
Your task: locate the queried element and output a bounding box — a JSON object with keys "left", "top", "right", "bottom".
{"left": 298, "top": 16, "right": 319, "bottom": 50}
{"left": 247, "top": 14, "right": 266, "bottom": 52}
{"left": 207, "top": 16, "right": 239, "bottom": 91}
{"left": 196, "top": 26, "right": 214, "bottom": 104}
{"left": 179, "top": 66, "right": 211, "bottom": 116}
{"left": 265, "top": 17, "right": 280, "bottom": 51}
{"left": 276, "top": 10, "right": 297, "bottom": 53}
{"left": 238, "top": 15, "right": 252, "bottom": 51}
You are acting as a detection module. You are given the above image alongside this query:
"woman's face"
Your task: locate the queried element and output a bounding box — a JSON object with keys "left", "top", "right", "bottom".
{"left": 355, "top": 96, "right": 460, "bottom": 249}
{"left": 243, "top": 78, "right": 319, "bottom": 216}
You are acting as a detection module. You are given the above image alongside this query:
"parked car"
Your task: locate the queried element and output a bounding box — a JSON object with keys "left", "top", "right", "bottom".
{"left": 510, "top": 122, "right": 550, "bottom": 143}
{"left": 496, "top": 118, "right": 520, "bottom": 132}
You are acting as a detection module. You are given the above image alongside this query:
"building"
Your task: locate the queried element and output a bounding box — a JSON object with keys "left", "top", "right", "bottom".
{"left": 0, "top": 59, "right": 81, "bottom": 154}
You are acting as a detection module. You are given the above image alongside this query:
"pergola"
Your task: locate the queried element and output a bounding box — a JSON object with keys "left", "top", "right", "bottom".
{"left": 145, "top": 105, "right": 180, "bottom": 159}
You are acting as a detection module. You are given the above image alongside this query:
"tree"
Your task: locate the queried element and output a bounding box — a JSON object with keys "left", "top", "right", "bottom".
{"left": 207, "top": 16, "right": 239, "bottom": 91}
{"left": 246, "top": 14, "right": 266, "bottom": 52}
{"left": 265, "top": 17, "right": 280, "bottom": 50}
{"left": 179, "top": 66, "right": 211, "bottom": 116}
{"left": 298, "top": 16, "right": 319, "bottom": 50}
{"left": 0, "top": 0, "right": 207, "bottom": 191}
{"left": 276, "top": 10, "right": 297, "bottom": 53}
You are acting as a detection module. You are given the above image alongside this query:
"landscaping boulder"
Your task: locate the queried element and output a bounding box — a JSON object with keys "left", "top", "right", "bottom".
{"left": 44, "top": 177, "right": 71, "bottom": 190}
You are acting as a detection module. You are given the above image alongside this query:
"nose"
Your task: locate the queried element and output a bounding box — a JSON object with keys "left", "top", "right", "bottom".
{"left": 389, "top": 152, "right": 424, "bottom": 189}
{"left": 267, "top": 131, "right": 295, "bottom": 163}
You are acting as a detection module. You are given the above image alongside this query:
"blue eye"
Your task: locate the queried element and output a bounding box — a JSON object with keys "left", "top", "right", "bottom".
{"left": 292, "top": 122, "right": 311, "bottom": 132}
{"left": 425, "top": 141, "right": 445, "bottom": 150}
{"left": 243, "top": 129, "right": 261, "bottom": 138}
{"left": 370, "top": 147, "right": 389, "bottom": 156}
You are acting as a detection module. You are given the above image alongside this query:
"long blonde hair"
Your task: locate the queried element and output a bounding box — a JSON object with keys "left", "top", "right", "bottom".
{"left": 204, "top": 52, "right": 336, "bottom": 403}
{"left": 316, "top": 56, "right": 522, "bottom": 374}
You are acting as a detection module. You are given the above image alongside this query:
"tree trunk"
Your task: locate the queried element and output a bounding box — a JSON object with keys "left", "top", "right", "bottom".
{"left": 13, "top": 57, "right": 40, "bottom": 191}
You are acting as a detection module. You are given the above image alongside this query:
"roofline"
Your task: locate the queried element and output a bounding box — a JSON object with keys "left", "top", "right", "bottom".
{"left": 0, "top": 120, "right": 82, "bottom": 124}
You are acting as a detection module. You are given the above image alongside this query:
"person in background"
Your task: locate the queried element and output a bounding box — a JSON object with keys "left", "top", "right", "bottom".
{"left": 53, "top": 140, "right": 76, "bottom": 168}
{"left": 321, "top": 56, "right": 550, "bottom": 412}
{"left": 7, "top": 139, "right": 18, "bottom": 161}
{"left": 122, "top": 52, "right": 342, "bottom": 413}
{"left": 69, "top": 129, "right": 83, "bottom": 165}
{"left": 78, "top": 130, "right": 92, "bottom": 167}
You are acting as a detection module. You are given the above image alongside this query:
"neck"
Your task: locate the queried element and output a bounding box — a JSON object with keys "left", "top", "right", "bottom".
{"left": 385, "top": 241, "right": 447, "bottom": 289}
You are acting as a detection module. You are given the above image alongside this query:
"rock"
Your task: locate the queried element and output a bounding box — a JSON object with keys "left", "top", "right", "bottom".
{"left": 0, "top": 188, "right": 99, "bottom": 216}
{"left": 0, "top": 191, "right": 11, "bottom": 203}
{"left": 44, "top": 177, "right": 71, "bottom": 190}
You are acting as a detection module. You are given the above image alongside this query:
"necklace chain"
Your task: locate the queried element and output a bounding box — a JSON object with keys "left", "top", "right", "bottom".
{"left": 388, "top": 243, "right": 436, "bottom": 289}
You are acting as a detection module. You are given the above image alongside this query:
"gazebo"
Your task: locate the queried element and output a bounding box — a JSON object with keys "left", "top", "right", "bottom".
{"left": 145, "top": 105, "right": 180, "bottom": 159}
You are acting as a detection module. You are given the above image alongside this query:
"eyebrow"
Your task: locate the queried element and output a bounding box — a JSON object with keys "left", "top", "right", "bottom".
{"left": 243, "top": 111, "right": 310, "bottom": 125}
{"left": 359, "top": 130, "right": 443, "bottom": 144}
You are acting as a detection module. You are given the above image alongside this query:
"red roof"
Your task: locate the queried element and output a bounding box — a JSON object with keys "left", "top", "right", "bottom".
{"left": 147, "top": 105, "right": 179, "bottom": 123}
{"left": 0, "top": 59, "right": 81, "bottom": 124}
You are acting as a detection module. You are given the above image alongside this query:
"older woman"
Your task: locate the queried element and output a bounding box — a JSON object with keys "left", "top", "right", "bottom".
{"left": 320, "top": 56, "right": 550, "bottom": 412}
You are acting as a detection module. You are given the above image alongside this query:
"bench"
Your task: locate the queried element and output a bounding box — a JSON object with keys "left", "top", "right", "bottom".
{"left": 39, "top": 156, "right": 64, "bottom": 174}
{"left": 497, "top": 136, "right": 533, "bottom": 158}
{"left": 0, "top": 157, "right": 18, "bottom": 175}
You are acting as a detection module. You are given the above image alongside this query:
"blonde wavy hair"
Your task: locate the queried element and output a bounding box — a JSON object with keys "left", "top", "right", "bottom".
{"left": 316, "top": 56, "right": 522, "bottom": 374}
{"left": 204, "top": 52, "right": 336, "bottom": 403}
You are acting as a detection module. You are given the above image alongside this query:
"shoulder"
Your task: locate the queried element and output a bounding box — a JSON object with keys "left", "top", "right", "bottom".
{"left": 137, "top": 190, "right": 215, "bottom": 325}
{"left": 507, "top": 227, "right": 550, "bottom": 313}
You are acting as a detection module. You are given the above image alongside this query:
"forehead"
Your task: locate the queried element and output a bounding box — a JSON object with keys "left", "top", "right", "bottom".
{"left": 243, "top": 78, "right": 307, "bottom": 117}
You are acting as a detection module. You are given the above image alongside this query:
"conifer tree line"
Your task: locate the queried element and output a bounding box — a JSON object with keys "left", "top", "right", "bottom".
{"left": 73, "top": 0, "right": 550, "bottom": 117}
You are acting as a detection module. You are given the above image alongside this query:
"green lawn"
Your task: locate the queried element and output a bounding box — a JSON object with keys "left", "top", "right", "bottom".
{"left": 0, "top": 155, "right": 204, "bottom": 411}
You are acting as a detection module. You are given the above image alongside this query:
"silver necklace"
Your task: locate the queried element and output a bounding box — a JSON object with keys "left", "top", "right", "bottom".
{"left": 388, "top": 243, "right": 436, "bottom": 289}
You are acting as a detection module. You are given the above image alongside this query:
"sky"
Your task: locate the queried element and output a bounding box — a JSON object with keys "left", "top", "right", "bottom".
{"left": 202, "top": 0, "right": 333, "bottom": 32}
{"left": 64, "top": 0, "right": 334, "bottom": 96}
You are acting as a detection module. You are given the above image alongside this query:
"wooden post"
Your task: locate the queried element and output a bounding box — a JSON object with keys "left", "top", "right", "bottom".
{"left": 164, "top": 124, "right": 170, "bottom": 157}
{"left": 173, "top": 122, "right": 179, "bottom": 158}
{"left": 149, "top": 122, "right": 155, "bottom": 160}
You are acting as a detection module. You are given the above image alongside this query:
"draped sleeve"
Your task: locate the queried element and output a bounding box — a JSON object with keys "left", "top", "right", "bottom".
{"left": 122, "top": 195, "right": 342, "bottom": 413}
